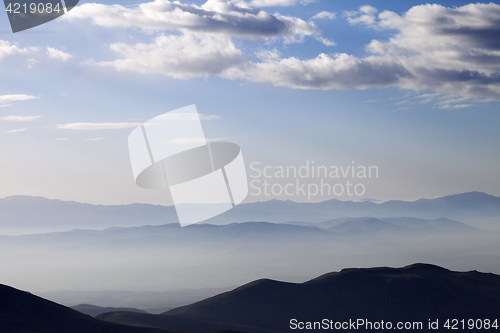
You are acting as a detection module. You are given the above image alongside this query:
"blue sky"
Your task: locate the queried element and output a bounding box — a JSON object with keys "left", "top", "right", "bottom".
{"left": 0, "top": 0, "right": 498, "bottom": 205}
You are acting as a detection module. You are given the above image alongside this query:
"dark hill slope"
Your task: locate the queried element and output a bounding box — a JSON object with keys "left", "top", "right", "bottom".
{"left": 165, "top": 264, "right": 500, "bottom": 332}
{"left": 97, "top": 311, "right": 278, "bottom": 333}
{"left": 0, "top": 284, "right": 179, "bottom": 333}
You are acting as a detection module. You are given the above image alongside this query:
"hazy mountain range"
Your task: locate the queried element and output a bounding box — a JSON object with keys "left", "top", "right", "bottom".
{"left": 3, "top": 263, "right": 498, "bottom": 333}
{"left": 1, "top": 191, "right": 498, "bottom": 234}
{"left": 0, "top": 191, "right": 498, "bottom": 310}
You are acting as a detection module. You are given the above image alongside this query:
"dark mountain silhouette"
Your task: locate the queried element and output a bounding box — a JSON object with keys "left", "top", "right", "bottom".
{"left": 0, "top": 283, "right": 180, "bottom": 333}
{"left": 97, "top": 311, "right": 278, "bottom": 333}
{"left": 71, "top": 303, "right": 148, "bottom": 317}
{"left": 161, "top": 263, "right": 500, "bottom": 332}
{"left": 1, "top": 191, "right": 498, "bottom": 233}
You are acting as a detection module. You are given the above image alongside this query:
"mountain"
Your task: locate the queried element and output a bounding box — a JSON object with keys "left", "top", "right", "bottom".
{"left": 71, "top": 304, "right": 148, "bottom": 317}
{"left": 328, "top": 217, "right": 409, "bottom": 234}
{"left": 0, "top": 283, "right": 180, "bottom": 333}
{"left": 317, "top": 217, "right": 479, "bottom": 233}
{"left": 1, "top": 191, "right": 498, "bottom": 234}
{"left": 0, "top": 195, "right": 177, "bottom": 234}
{"left": 161, "top": 264, "right": 500, "bottom": 333}
{"left": 207, "top": 191, "right": 500, "bottom": 224}
{"left": 97, "top": 311, "right": 279, "bottom": 333}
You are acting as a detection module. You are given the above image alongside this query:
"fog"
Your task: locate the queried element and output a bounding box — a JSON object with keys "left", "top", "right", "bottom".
{"left": 0, "top": 224, "right": 498, "bottom": 308}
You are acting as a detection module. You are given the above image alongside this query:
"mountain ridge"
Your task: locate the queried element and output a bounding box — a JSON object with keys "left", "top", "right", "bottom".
{"left": 1, "top": 191, "right": 498, "bottom": 234}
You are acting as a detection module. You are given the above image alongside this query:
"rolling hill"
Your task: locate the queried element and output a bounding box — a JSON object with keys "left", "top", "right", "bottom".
{"left": 161, "top": 263, "right": 500, "bottom": 332}
{"left": 0, "top": 283, "right": 180, "bottom": 333}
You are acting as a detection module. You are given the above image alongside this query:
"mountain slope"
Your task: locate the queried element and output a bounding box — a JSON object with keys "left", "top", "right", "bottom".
{"left": 0, "top": 284, "right": 179, "bottom": 333}
{"left": 165, "top": 263, "right": 500, "bottom": 332}
{"left": 97, "top": 311, "right": 279, "bottom": 333}
{"left": 71, "top": 304, "right": 148, "bottom": 317}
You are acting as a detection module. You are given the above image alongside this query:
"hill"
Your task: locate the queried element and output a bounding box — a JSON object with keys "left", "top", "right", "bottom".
{"left": 0, "top": 283, "right": 179, "bottom": 333}
{"left": 162, "top": 263, "right": 500, "bottom": 332}
{"left": 71, "top": 304, "right": 148, "bottom": 317}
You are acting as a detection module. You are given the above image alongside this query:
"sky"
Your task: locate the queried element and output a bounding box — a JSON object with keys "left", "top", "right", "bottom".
{"left": 0, "top": 0, "right": 499, "bottom": 205}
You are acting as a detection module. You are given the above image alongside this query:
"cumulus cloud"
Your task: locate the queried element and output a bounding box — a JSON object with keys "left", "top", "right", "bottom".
{"left": 344, "top": 5, "right": 378, "bottom": 26}
{"left": 47, "top": 47, "right": 73, "bottom": 62}
{"left": 315, "top": 36, "right": 336, "bottom": 47}
{"left": 0, "top": 40, "right": 37, "bottom": 59}
{"left": 66, "top": 0, "right": 317, "bottom": 41}
{"left": 249, "top": 0, "right": 315, "bottom": 7}
{"left": 80, "top": 2, "right": 500, "bottom": 99}
{"left": 311, "top": 11, "right": 336, "bottom": 20}
{"left": 228, "top": 3, "right": 500, "bottom": 97}
{"left": 0, "top": 115, "right": 41, "bottom": 121}
{"left": 55, "top": 122, "right": 142, "bottom": 130}
{"left": 224, "top": 53, "right": 412, "bottom": 89}
{"left": 97, "top": 33, "right": 245, "bottom": 79}
{"left": 0, "top": 40, "right": 74, "bottom": 65}
{"left": 362, "top": 3, "right": 500, "bottom": 98}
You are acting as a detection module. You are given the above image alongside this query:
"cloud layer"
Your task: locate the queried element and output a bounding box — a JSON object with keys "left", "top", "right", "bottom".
{"left": 0, "top": 115, "right": 41, "bottom": 121}
{"left": 68, "top": 0, "right": 316, "bottom": 42}
{"left": 0, "top": 94, "right": 36, "bottom": 103}
{"left": 100, "top": 33, "right": 244, "bottom": 79}
{"left": 55, "top": 122, "right": 142, "bottom": 130}
{"left": 81, "top": 2, "right": 500, "bottom": 99}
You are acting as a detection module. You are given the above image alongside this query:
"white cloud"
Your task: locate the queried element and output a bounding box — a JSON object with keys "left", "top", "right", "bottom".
{"left": 315, "top": 36, "right": 336, "bottom": 47}
{"left": 226, "top": 3, "right": 500, "bottom": 97}
{"left": 200, "top": 114, "right": 222, "bottom": 120}
{"left": 344, "top": 5, "right": 378, "bottom": 26}
{"left": 55, "top": 138, "right": 70, "bottom": 140}
{"left": 47, "top": 47, "right": 73, "bottom": 62}
{"left": 79, "top": 2, "right": 500, "bottom": 99}
{"left": 66, "top": 0, "right": 317, "bottom": 41}
{"left": 0, "top": 94, "right": 36, "bottom": 104}
{"left": 86, "top": 137, "right": 105, "bottom": 141}
{"left": 361, "top": 3, "right": 500, "bottom": 98}
{"left": 311, "top": 11, "right": 336, "bottom": 20}
{"left": 439, "top": 104, "right": 475, "bottom": 110}
{"left": 224, "top": 53, "right": 412, "bottom": 90}
{"left": 249, "top": 0, "right": 315, "bottom": 7}
{"left": 6, "top": 128, "right": 27, "bottom": 133}
{"left": 0, "top": 115, "right": 41, "bottom": 121}
{"left": 0, "top": 40, "right": 74, "bottom": 66}
{"left": 97, "top": 33, "right": 245, "bottom": 79}
{"left": 0, "top": 40, "right": 36, "bottom": 59}
{"left": 56, "top": 122, "right": 142, "bottom": 130}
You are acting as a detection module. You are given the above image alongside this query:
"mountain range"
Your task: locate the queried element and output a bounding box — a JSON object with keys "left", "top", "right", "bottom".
{"left": 1, "top": 191, "right": 498, "bottom": 234}
{"left": 44, "top": 263, "right": 500, "bottom": 333}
